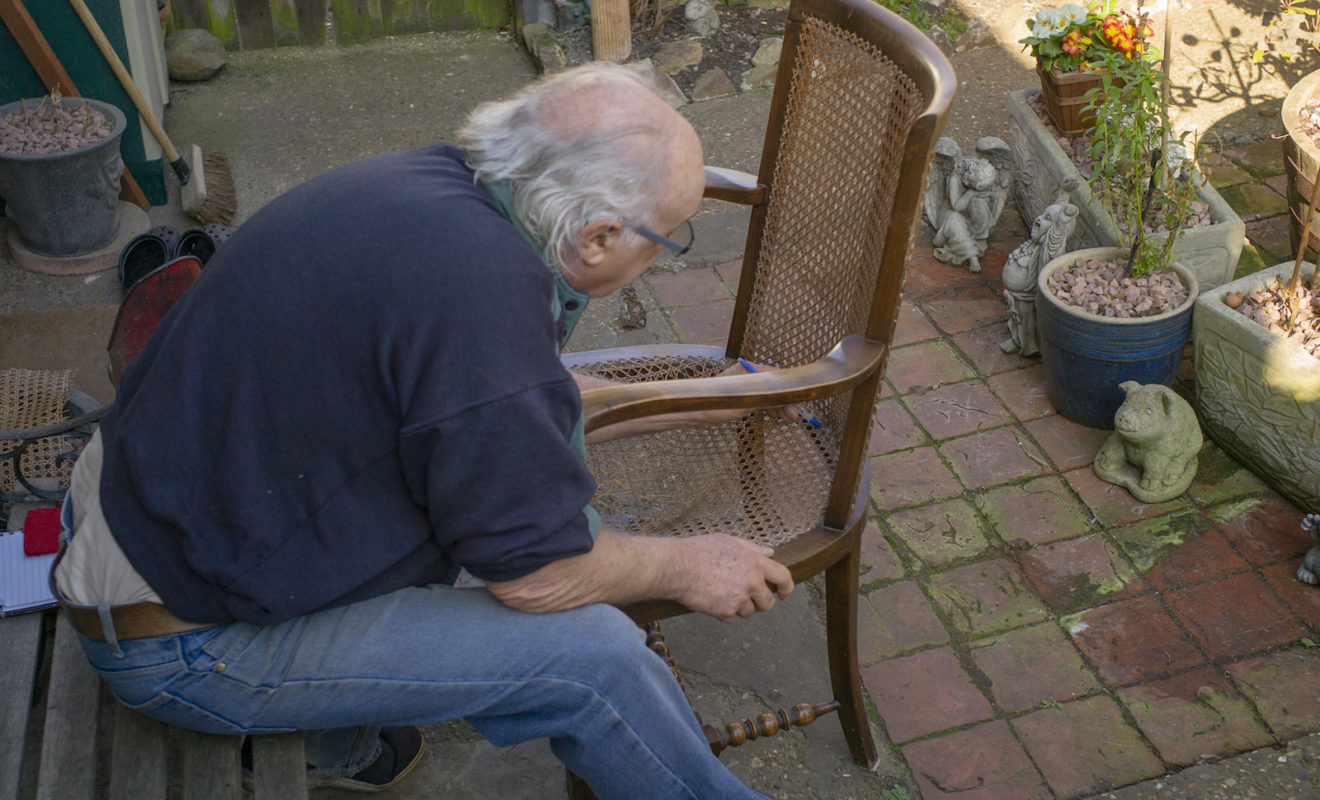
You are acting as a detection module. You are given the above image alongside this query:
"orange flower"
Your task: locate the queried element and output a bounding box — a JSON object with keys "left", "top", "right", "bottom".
{"left": 1062, "top": 29, "right": 1091, "bottom": 55}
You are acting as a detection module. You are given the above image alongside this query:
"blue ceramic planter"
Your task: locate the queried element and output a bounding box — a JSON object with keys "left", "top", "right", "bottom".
{"left": 1036, "top": 247, "right": 1200, "bottom": 429}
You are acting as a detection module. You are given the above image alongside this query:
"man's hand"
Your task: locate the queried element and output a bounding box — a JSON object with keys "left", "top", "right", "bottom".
{"left": 667, "top": 534, "right": 794, "bottom": 621}
{"left": 486, "top": 530, "right": 794, "bottom": 620}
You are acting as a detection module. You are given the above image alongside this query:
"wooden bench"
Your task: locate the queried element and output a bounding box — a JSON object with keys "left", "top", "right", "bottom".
{"left": 2, "top": 533, "right": 310, "bottom": 800}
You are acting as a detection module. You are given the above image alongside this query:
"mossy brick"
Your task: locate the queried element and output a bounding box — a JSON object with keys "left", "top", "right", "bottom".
{"left": 970, "top": 623, "right": 1100, "bottom": 712}
{"left": 1217, "top": 182, "right": 1290, "bottom": 222}
{"left": 1109, "top": 511, "right": 1217, "bottom": 575}
{"left": 886, "top": 497, "right": 993, "bottom": 568}
{"left": 1223, "top": 140, "right": 1287, "bottom": 179}
{"left": 1013, "top": 695, "right": 1164, "bottom": 797}
{"left": 1200, "top": 151, "right": 1254, "bottom": 189}
{"left": 1118, "top": 668, "right": 1274, "bottom": 766}
{"left": 975, "top": 475, "right": 1094, "bottom": 547}
{"left": 1186, "top": 441, "right": 1271, "bottom": 505}
{"left": 858, "top": 580, "right": 949, "bottom": 662}
{"left": 1233, "top": 244, "right": 1270, "bottom": 278}
{"left": 1018, "top": 534, "right": 1148, "bottom": 612}
{"left": 925, "top": 558, "right": 1049, "bottom": 636}
{"left": 1226, "top": 647, "right": 1320, "bottom": 739}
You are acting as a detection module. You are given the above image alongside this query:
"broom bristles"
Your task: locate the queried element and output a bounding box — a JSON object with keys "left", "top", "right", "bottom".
{"left": 179, "top": 144, "right": 237, "bottom": 226}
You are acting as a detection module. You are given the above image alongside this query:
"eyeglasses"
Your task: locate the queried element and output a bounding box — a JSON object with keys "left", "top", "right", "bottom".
{"left": 627, "top": 218, "right": 695, "bottom": 256}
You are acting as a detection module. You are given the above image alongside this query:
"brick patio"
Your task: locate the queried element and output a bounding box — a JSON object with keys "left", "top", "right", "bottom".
{"left": 632, "top": 141, "right": 1318, "bottom": 799}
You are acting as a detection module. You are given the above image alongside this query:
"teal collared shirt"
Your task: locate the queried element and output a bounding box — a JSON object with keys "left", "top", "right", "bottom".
{"left": 479, "top": 178, "right": 590, "bottom": 351}
{"left": 480, "top": 177, "right": 601, "bottom": 540}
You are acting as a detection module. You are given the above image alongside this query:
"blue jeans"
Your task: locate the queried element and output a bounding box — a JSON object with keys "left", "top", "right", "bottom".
{"left": 75, "top": 584, "right": 767, "bottom": 799}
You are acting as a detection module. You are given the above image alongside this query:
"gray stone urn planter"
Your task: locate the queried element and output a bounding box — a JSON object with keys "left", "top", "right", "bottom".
{"left": 1194, "top": 261, "right": 1320, "bottom": 511}
{"left": 1007, "top": 88, "right": 1244, "bottom": 291}
{"left": 0, "top": 97, "right": 127, "bottom": 256}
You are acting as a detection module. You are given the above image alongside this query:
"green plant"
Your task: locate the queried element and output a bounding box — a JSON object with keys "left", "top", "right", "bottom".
{"left": 1082, "top": 34, "right": 1202, "bottom": 278}
{"left": 1019, "top": 1, "right": 1145, "bottom": 73}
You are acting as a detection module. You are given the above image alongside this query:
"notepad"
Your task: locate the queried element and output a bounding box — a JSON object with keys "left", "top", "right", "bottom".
{"left": 0, "top": 530, "right": 57, "bottom": 616}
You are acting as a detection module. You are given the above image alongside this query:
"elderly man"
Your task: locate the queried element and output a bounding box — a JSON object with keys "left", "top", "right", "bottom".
{"left": 53, "top": 63, "right": 792, "bottom": 799}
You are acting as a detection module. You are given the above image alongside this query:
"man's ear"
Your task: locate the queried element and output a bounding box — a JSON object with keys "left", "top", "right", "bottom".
{"left": 577, "top": 219, "right": 622, "bottom": 266}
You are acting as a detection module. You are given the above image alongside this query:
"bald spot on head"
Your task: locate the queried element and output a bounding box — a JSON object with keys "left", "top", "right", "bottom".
{"left": 539, "top": 72, "right": 704, "bottom": 218}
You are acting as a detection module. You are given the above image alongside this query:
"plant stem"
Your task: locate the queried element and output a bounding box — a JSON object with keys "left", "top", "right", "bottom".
{"left": 1290, "top": 161, "right": 1320, "bottom": 298}
{"left": 1126, "top": 148, "right": 1163, "bottom": 278}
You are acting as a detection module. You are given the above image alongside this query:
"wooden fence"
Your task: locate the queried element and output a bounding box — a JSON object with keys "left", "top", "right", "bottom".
{"left": 169, "top": 0, "right": 513, "bottom": 49}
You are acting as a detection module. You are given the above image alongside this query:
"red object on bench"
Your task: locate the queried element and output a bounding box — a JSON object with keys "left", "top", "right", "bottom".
{"left": 23, "top": 507, "right": 61, "bottom": 556}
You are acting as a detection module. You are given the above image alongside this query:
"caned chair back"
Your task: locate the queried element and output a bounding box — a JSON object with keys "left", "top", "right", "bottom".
{"left": 576, "top": 0, "right": 953, "bottom": 548}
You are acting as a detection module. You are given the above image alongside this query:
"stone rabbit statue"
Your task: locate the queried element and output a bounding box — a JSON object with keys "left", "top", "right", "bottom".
{"left": 1093, "top": 382, "right": 1201, "bottom": 503}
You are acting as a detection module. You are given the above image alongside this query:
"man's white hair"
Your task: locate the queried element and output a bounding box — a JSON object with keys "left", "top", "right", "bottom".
{"left": 457, "top": 63, "right": 678, "bottom": 272}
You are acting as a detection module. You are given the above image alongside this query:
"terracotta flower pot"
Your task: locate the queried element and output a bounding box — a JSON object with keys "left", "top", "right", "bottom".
{"left": 1282, "top": 69, "right": 1320, "bottom": 261}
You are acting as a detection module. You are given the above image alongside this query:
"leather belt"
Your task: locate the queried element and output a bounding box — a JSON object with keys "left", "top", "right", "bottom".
{"left": 50, "top": 546, "right": 221, "bottom": 641}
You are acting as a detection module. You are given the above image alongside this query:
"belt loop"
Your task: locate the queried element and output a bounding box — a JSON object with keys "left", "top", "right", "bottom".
{"left": 59, "top": 493, "right": 75, "bottom": 547}
{"left": 97, "top": 604, "right": 125, "bottom": 658}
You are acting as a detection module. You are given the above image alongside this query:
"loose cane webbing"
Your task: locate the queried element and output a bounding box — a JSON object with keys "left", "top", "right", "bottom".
{"left": 1, "top": 369, "right": 83, "bottom": 518}
{"left": 577, "top": 16, "right": 927, "bottom": 548}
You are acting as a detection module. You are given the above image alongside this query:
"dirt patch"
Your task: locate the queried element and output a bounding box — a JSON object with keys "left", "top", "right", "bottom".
{"left": 554, "top": 5, "right": 789, "bottom": 95}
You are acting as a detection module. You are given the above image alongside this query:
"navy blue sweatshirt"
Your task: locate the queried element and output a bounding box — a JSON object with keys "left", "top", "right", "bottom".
{"left": 98, "top": 145, "right": 598, "bottom": 624}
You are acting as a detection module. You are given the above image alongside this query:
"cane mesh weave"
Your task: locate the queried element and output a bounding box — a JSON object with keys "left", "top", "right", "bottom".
{"left": 572, "top": 354, "right": 834, "bottom": 547}
{"left": 1, "top": 369, "right": 82, "bottom": 516}
{"left": 576, "top": 15, "right": 929, "bottom": 547}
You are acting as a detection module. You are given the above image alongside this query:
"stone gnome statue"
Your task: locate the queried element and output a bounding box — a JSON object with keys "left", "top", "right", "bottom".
{"left": 1000, "top": 181, "right": 1079, "bottom": 357}
{"left": 923, "top": 136, "right": 1014, "bottom": 273}
{"left": 1093, "top": 382, "right": 1202, "bottom": 503}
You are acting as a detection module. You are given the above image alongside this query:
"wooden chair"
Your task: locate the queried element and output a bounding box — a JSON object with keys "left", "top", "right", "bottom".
{"left": 565, "top": 0, "right": 954, "bottom": 777}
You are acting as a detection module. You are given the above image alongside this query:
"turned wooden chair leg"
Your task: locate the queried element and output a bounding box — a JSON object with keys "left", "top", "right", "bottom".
{"left": 824, "top": 527, "right": 879, "bottom": 769}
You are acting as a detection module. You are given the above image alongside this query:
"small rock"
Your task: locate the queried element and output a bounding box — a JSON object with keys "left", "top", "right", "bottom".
{"left": 740, "top": 62, "right": 778, "bottom": 91}
{"left": 925, "top": 25, "right": 955, "bottom": 57}
{"left": 751, "top": 37, "right": 783, "bottom": 68}
{"left": 691, "top": 68, "right": 737, "bottom": 101}
{"left": 956, "top": 18, "right": 996, "bottom": 52}
{"left": 621, "top": 59, "right": 687, "bottom": 108}
{"left": 685, "top": 1, "right": 720, "bottom": 38}
{"left": 165, "top": 29, "right": 226, "bottom": 82}
{"left": 653, "top": 40, "right": 704, "bottom": 74}
{"left": 684, "top": 0, "right": 713, "bottom": 18}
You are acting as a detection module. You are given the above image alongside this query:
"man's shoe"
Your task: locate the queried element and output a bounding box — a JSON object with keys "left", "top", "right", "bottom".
{"left": 307, "top": 726, "right": 426, "bottom": 793}
{"left": 242, "top": 726, "right": 426, "bottom": 794}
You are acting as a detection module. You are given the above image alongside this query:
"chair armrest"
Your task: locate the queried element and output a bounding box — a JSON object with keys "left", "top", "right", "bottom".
{"left": 579, "top": 335, "right": 887, "bottom": 434}
{"left": 703, "top": 166, "right": 767, "bottom": 206}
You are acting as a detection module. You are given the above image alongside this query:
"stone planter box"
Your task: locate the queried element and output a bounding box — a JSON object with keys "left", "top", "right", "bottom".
{"left": 1007, "top": 88, "right": 1244, "bottom": 291}
{"left": 1194, "top": 261, "right": 1320, "bottom": 510}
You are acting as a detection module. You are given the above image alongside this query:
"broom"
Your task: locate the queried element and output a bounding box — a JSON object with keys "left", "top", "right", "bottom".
{"left": 67, "top": 0, "right": 236, "bottom": 225}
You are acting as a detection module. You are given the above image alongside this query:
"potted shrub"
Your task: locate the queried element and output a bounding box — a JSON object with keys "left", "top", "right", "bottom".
{"left": 1193, "top": 11, "right": 1320, "bottom": 510}
{"left": 0, "top": 91, "right": 126, "bottom": 257}
{"left": 1035, "top": 23, "right": 1204, "bottom": 429}
{"left": 1008, "top": 4, "right": 1244, "bottom": 291}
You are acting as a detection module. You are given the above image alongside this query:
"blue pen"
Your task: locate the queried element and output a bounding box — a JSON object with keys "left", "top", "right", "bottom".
{"left": 737, "top": 358, "right": 823, "bottom": 429}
